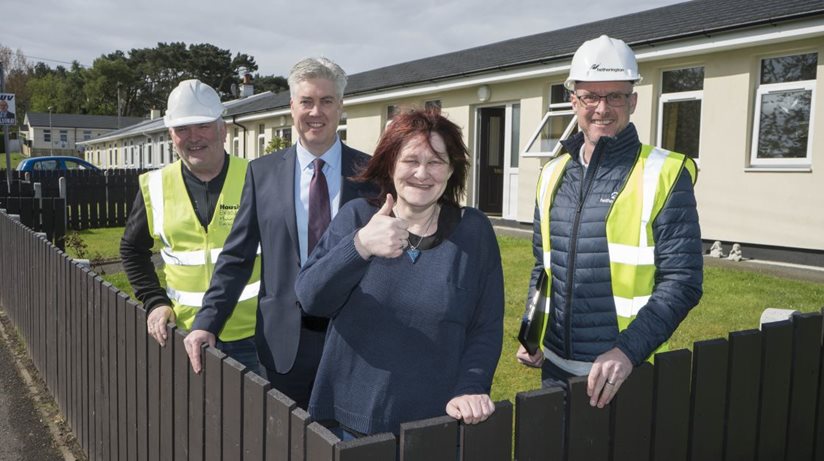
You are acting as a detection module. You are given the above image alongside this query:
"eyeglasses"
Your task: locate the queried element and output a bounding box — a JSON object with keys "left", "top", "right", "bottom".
{"left": 573, "top": 92, "right": 633, "bottom": 107}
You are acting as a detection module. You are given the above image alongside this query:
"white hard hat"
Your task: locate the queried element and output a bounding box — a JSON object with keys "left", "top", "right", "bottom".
{"left": 164, "top": 79, "right": 224, "bottom": 128}
{"left": 564, "top": 35, "right": 643, "bottom": 90}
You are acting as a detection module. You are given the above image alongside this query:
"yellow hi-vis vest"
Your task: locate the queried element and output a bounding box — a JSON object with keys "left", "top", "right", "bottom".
{"left": 139, "top": 156, "right": 261, "bottom": 341}
{"left": 536, "top": 144, "right": 697, "bottom": 361}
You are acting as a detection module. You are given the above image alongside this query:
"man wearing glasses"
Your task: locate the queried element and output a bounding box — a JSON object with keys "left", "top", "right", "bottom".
{"left": 517, "top": 35, "right": 702, "bottom": 411}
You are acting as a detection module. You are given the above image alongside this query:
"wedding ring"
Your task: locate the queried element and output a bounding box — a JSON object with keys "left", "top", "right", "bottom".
{"left": 606, "top": 380, "right": 616, "bottom": 386}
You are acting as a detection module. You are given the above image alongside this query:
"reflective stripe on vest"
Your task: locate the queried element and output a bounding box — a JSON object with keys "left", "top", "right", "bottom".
{"left": 537, "top": 144, "right": 697, "bottom": 361}
{"left": 160, "top": 245, "right": 262, "bottom": 266}
{"left": 139, "top": 156, "right": 262, "bottom": 341}
{"left": 167, "top": 280, "right": 261, "bottom": 307}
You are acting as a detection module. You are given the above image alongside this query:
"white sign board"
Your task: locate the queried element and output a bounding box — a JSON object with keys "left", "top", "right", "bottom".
{"left": 0, "top": 93, "right": 15, "bottom": 125}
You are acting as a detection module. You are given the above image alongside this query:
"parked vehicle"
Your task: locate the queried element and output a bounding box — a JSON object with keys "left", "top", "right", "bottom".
{"left": 16, "top": 156, "right": 101, "bottom": 172}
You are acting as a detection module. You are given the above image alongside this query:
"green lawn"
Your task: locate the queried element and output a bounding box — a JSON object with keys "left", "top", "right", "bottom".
{"left": 87, "top": 230, "right": 823, "bottom": 404}
{"left": 64, "top": 227, "right": 129, "bottom": 261}
{"left": 491, "top": 235, "right": 824, "bottom": 402}
{"left": 1, "top": 152, "right": 25, "bottom": 169}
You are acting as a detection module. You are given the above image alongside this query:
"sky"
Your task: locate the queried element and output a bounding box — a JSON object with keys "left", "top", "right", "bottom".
{"left": 4, "top": 0, "right": 687, "bottom": 78}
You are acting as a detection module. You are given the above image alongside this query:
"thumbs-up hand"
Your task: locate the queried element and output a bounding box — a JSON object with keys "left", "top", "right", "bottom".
{"left": 354, "top": 194, "right": 409, "bottom": 259}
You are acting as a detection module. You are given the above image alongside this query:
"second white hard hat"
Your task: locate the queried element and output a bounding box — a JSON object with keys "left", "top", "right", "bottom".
{"left": 564, "top": 35, "right": 642, "bottom": 90}
{"left": 164, "top": 79, "right": 224, "bottom": 128}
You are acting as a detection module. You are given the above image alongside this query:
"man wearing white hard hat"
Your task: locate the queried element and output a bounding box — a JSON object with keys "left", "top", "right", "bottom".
{"left": 517, "top": 35, "right": 702, "bottom": 409}
{"left": 121, "top": 79, "right": 263, "bottom": 373}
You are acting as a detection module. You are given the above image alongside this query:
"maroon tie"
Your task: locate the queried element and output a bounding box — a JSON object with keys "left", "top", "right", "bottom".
{"left": 308, "top": 158, "right": 331, "bottom": 255}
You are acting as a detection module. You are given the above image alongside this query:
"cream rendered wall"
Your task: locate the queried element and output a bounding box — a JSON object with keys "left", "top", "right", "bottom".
{"left": 344, "top": 104, "right": 388, "bottom": 155}
{"left": 511, "top": 79, "right": 558, "bottom": 223}
{"left": 637, "top": 37, "right": 824, "bottom": 251}
{"left": 345, "top": 78, "right": 557, "bottom": 218}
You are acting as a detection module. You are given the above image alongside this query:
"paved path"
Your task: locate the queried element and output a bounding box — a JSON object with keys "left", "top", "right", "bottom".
{"left": 0, "top": 316, "right": 65, "bottom": 461}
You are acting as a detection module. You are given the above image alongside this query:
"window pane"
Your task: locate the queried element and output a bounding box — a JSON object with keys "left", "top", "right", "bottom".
{"left": 662, "top": 67, "right": 704, "bottom": 92}
{"left": 550, "top": 84, "right": 569, "bottom": 105}
{"left": 662, "top": 100, "right": 701, "bottom": 159}
{"left": 756, "top": 89, "right": 811, "bottom": 159}
{"left": 526, "top": 113, "right": 574, "bottom": 154}
{"left": 760, "top": 53, "right": 817, "bottom": 84}
{"left": 510, "top": 104, "right": 520, "bottom": 168}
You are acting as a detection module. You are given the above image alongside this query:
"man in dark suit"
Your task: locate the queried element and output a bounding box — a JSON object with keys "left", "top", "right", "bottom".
{"left": 183, "top": 57, "right": 373, "bottom": 408}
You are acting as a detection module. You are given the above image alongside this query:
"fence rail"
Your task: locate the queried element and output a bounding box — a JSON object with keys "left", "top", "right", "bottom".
{"left": 0, "top": 208, "right": 823, "bottom": 460}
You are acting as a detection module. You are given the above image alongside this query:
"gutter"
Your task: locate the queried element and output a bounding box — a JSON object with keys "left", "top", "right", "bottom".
{"left": 232, "top": 115, "right": 247, "bottom": 156}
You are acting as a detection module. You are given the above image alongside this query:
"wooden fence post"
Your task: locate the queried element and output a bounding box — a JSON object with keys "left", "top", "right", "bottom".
{"left": 336, "top": 433, "right": 396, "bottom": 461}
{"left": 306, "top": 422, "right": 338, "bottom": 461}
{"left": 173, "top": 328, "right": 190, "bottom": 461}
{"left": 611, "top": 362, "right": 653, "bottom": 461}
{"left": 688, "top": 338, "right": 729, "bottom": 461}
{"left": 222, "top": 357, "right": 246, "bottom": 460}
{"left": 723, "top": 329, "right": 762, "bottom": 460}
{"left": 291, "top": 407, "right": 313, "bottom": 461}
{"left": 460, "top": 401, "right": 512, "bottom": 460}
{"left": 515, "top": 386, "right": 565, "bottom": 461}
{"left": 786, "top": 312, "right": 824, "bottom": 461}
{"left": 243, "top": 372, "right": 270, "bottom": 460}
{"left": 399, "top": 415, "right": 458, "bottom": 461}
{"left": 650, "top": 349, "right": 691, "bottom": 461}
{"left": 757, "top": 320, "right": 793, "bottom": 460}
{"left": 204, "top": 347, "right": 226, "bottom": 461}
{"left": 266, "top": 387, "right": 297, "bottom": 461}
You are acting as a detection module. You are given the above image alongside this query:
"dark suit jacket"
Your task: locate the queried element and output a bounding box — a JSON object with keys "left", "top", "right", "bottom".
{"left": 191, "top": 143, "right": 373, "bottom": 373}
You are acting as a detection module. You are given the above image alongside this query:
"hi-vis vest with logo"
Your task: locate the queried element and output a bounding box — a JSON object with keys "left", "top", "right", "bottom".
{"left": 139, "top": 156, "right": 261, "bottom": 341}
{"left": 536, "top": 144, "right": 697, "bottom": 361}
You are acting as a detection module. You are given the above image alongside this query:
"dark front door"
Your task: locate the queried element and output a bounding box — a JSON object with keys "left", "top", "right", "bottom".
{"left": 478, "top": 107, "right": 505, "bottom": 215}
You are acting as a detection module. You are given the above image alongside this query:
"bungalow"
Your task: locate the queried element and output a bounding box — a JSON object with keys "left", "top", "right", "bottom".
{"left": 81, "top": 0, "right": 824, "bottom": 265}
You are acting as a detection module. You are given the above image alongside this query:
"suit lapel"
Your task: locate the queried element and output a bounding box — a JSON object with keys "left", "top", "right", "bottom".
{"left": 277, "top": 146, "right": 300, "bottom": 258}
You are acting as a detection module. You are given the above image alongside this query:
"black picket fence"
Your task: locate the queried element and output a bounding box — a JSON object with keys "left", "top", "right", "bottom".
{"left": 1, "top": 197, "right": 67, "bottom": 249}
{"left": 0, "top": 168, "right": 148, "bottom": 231}
{"left": 1, "top": 208, "right": 823, "bottom": 461}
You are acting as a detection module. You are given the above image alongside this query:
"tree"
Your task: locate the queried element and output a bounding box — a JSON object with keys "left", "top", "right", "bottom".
{"left": 254, "top": 74, "right": 289, "bottom": 94}
{"left": 9, "top": 42, "right": 285, "bottom": 119}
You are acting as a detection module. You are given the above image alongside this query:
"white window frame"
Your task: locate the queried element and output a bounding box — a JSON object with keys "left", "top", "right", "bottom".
{"left": 257, "top": 132, "right": 266, "bottom": 158}
{"left": 523, "top": 109, "right": 577, "bottom": 158}
{"left": 523, "top": 84, "right": 577, "bottom": 158}
{"left": 750, "top": 54, "right": 817, "bottom": 167}
{"left": 657, "top": 87, "right": 703, "bottom": 165}
{"left": 750, "top": 80, "right": 816, "bottom": 167}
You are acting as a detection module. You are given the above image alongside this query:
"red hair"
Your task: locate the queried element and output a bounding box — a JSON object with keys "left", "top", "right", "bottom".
{"left": 355, "top": 109, "right": 469, "bottom": 206}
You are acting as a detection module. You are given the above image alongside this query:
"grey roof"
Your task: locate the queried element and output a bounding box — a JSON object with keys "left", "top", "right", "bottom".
{"left": 25, "top": 112, "right": 147, "bottom": 130}
{"left": 344, "top": 0, "right": 824, "bottom": 95}
{"left": 85, "top": 0, "right": 824, "bottom": 141}
{"left": 223, "top": 91, "right": 286, "bottom": 117}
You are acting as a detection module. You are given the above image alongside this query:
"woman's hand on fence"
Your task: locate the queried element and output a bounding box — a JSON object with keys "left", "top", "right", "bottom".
{"left": 446, "top": 394, "right": 495, "bottom": 424}
{"left": 146, "top": 305, "right": 176, "bottom": 347}
{"left": 183, "top": 329, "right": 217, "bottom": 374}
{"left": 516, "top": 344, "right": 544, "bottom": 368}
{"left": 587, "top": 347, "right": 633, "bottom": 408}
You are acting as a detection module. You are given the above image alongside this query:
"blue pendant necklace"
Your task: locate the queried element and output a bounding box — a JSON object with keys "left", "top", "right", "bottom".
{"left": 403, "top": 205, "right": 439, "bottom": 264}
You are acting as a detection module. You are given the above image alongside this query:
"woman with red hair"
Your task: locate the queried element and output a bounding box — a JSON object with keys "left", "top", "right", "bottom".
{"left": 295, "top": 109, "right": 504, "bottom": 438}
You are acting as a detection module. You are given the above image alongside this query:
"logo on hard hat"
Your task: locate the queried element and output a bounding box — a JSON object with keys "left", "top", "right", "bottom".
{"left": 591, "top": 64, "right": 625, "bottom": 73}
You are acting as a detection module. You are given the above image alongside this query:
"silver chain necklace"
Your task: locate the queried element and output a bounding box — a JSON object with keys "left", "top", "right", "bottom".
{"left": 402, "top": 205, "right": 439, "bottom": 264}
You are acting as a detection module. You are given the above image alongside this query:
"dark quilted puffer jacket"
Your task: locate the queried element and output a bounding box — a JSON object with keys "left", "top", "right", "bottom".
{"left": 528, "top": 123, "right": 703, "bottom": 365}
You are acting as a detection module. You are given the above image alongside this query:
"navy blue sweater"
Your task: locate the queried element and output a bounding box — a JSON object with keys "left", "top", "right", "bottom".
{"left": 295, "top": 199, "right": 504, "bottom": 435}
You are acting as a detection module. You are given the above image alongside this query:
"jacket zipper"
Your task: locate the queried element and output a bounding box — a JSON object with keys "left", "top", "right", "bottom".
{"left": 563, "top": 143, "right": 604, "bottom": 358}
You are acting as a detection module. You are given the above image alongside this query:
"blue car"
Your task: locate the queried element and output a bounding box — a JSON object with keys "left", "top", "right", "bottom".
{"left": 16, "top": 156, "right": 102, "bottom": 172}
